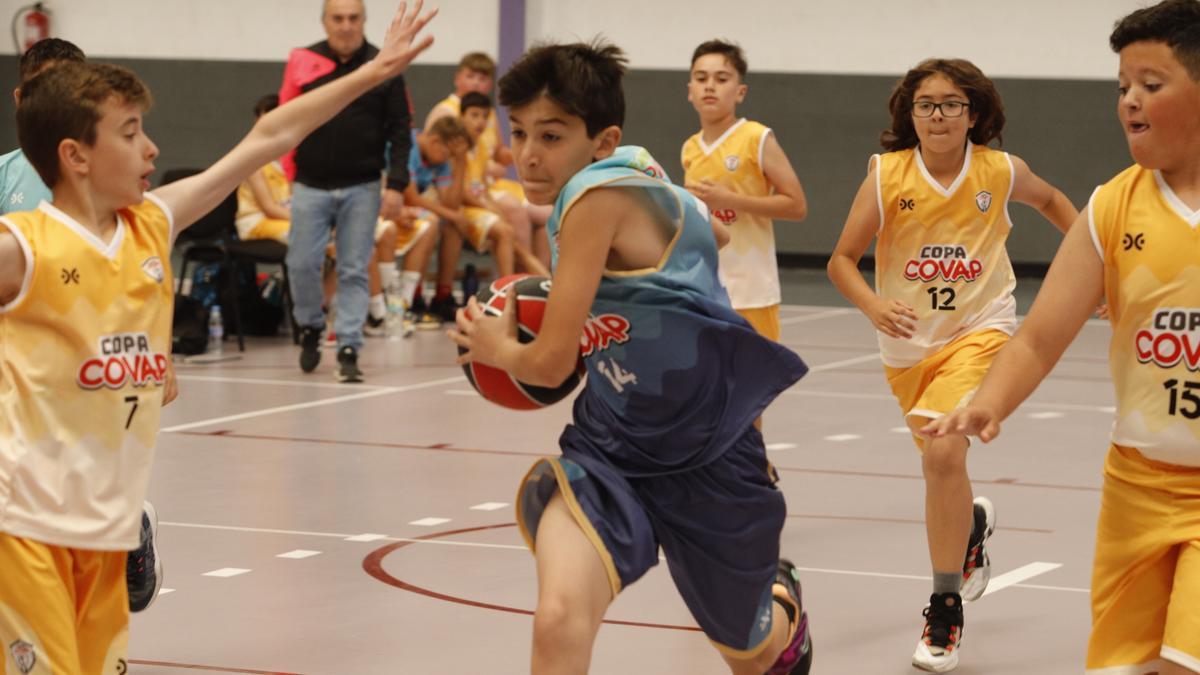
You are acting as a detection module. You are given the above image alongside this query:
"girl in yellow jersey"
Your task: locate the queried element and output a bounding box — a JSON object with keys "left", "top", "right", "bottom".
{"left": 0, "top": 7, "right": 434, "bottom": 672}
{"left": 828, "top": 58, "right": 1077, "bottom": 672}
{"left": 929, "top": 3, "right": 1200, "bottom": 673}
{"left": 235, "top": 96, "right": 292, "bottom": 244}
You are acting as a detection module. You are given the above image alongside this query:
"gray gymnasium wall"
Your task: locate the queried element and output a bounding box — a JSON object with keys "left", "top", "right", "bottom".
{"left": 0, "top": 55, "right": 1129, "bottom": 267}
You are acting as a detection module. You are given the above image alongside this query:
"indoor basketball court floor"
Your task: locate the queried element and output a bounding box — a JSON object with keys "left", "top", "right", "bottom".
{"left": 131, "top": 271, "right": 1111, "bottom": 674}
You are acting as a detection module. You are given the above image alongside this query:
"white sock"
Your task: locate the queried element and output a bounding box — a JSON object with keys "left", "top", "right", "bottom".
{"left": 369, "top": 293, "right": 387, "bottom": 320}
{"left": 398, "top": 271, "right": 421, "bottom": 309}
{"left": 378, "top": 262, "right": 399, "bottom": 294}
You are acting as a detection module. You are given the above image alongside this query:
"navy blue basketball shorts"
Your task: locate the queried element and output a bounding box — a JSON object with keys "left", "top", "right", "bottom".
{"left": 515, "top": 428, "right": 788, "bottom": 659}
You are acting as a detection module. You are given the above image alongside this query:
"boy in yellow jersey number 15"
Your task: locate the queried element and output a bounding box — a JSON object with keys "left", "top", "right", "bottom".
{"left": 928, "top": 1, "right": 1200, "bottom": 673}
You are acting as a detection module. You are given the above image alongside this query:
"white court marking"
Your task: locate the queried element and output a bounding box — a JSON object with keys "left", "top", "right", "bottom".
{"left": 806, "top": 353, "right": 881, "bottom": 373}
{"left": 891, "top": 427, "right": 911, "bottom": 433}
{"left": 344, "top": 533, "right": 389, "bottom": 542}
{"left": 778, "top": 308, "right": 858, "bottom": 326}
{"left": 158, "top": 588, "right": 176, "bottom": 596}
{"left": 782, "top": 388, "right": 1115, "bottom": 413}
{"left": 161, "top": 376, "right": 466, "bottom": 433}
{"left": 766, "top": 443, "right": 797, "bottom": 451}
{"left": 470, "top": 502, "right": 509, "bottom": 511}
{"left": 277, "top": 549, "right": 322, "bottom": 559}
{"left": 177, "top": 375, "right": 387, "bottom": 390}
{"left": 446, "top": 390, "right": 480, "bottom": 396}
{"left": 824, "top": 434, "right": 862, "bottom": 442}
{"left": 981, "top": 562, "right": 1063, "bottom": 597}
{"left": 203, "top": 568, "right": 251, "bottom": 578}
{"left": 159, "top": 521, "right": 1085, "bottom": 593}
{"left": 1029, "top": 411, "right": 1066, "bottom": 419}
{"left": 409, "top": 517, "right": 452, "bottom": 527}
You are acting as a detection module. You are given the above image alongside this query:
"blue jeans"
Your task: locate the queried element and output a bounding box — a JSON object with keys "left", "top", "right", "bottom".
{"left": 286, "top": 180, "right": 381, "bottom": 351}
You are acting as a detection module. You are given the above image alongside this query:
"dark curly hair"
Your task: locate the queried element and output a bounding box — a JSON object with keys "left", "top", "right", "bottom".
{"left": 1110, "top": 0, "right": 1200, "bottom": 80}
{"left": 498, "top": 39, "right": 627, "bottom": 138}
{"left": 880, "top": 58, "right": 1005, "bottom": 152}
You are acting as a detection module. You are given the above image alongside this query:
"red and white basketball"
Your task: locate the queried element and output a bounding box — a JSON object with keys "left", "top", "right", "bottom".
{"left": 459, "top": 274, "right": 584, "bottom": 410}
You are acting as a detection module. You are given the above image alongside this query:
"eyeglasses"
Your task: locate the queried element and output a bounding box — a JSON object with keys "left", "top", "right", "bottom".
{"left": 912, "top": 100, "right": 970, "bottom": 118}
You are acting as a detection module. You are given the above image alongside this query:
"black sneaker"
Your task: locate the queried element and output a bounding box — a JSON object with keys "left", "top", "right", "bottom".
{"left": 336, "top": 346, "right": 363, "bottom": 383}
{"left": 912, "top": 592, "right": 964, "bottom": 672}
{"left": 961, "top": 496, "right": 996, "bottom": 601}
{"left": 126, "top": 501, "right": 163, "bottom": 613}
{"left": 299, "top": 325, "right": 322, "bottom": 373}
{"left": 766, "top": 559, "right": 812, "bottom": 675}
{"left": 364, "top": 313, "right": 388, "bottom": 337}
{"left": 430, "top": 295, "right": 459, "bottom": 323}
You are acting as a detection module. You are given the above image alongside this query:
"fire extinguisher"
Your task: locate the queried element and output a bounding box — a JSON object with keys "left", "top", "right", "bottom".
{"left": 11, "top": 3, "right": 51, "bottom": 54}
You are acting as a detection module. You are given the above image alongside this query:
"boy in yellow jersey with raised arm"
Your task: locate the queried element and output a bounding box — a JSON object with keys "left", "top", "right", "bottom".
{"left": 927, "top": 2, "right": 1200, "bottom": 673}
{"left": 827, "top": 59, "right": 1077, "bottom": 671}
{"left": 0, "top": 4, "right": 434, "bottom": 671}
{"left": 682, "top": 40, "right": 807, "bottom": 343}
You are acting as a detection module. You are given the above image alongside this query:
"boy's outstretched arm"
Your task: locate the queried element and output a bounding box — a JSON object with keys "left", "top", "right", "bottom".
{"left": 449, "top": 188, "right": 620, "bottom": 387}
{"left": 684, "top": 132, "right": 807, "bottom": 221}
{"left": 155, "top": 1, "right": 436, "bottom": 237}
{"left": 0, "top": 228, "right": 26, "bottom": 306}
{"left": 923, "top": 211, "right": 1102, "bottom": 441}
{"left": 1009, "top": 155, "right": 1078, "bottom": 233}
{"left": 827, "top": 164, "right": 917, "bottom": 339}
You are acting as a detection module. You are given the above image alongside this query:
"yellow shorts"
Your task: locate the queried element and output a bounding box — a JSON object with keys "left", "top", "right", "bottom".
{"left": 736, "top": 305, "right": 781, "bottom": 342}
{"left": 375, "top": 217, "right": 434, "bottom": 257}
{"left": 244, "top": 217, "right": 290, "bottom": 244}
{"left": 0, "top": 533, "right": 128, "bottom": 675}
{"left": 1086, "top": 445, "right": 1200, "bottom": 673}
{"left": 462, "top": 207, "right": 500, "bottom": 253}
{"left": 488, "top": 178, "right": 527, "bottom": 204}
{"left": 884, "top": 329, "right": 1009, "bottom": 450}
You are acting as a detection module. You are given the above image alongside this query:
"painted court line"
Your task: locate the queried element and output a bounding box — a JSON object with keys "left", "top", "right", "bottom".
{"left": 806, "top": 353, "right": 881, "bottom": 373}
{"left": 161, "top": 376, "right": 466, "bottom": 433}
{"left": 203, "top": 568, "right": 251, "bottom": 578}
{"left": 778, "top": 308, "right": 858, "bottom": 326}
{"left": 470, "top": 502, "right": 509, "bottom": 511}
{"left": 782, "top": 388, "right": 1115, "bottom": 413}
{"left": 158, "top": 521, "right": 1086, "bottom": 592}
{"left": 409, "top": 518, "right": 452, "bottom": 527}
{"left": 824, "top": 434, "right": 861, "bottom": 442}
{"left": 981, "top": 561, "right": 1063, "bottom": 597}
{"left": 158, "top": 588, "right": 176, "bottom": 596}
{"left": 277, "top": 550, "right": 322, "bottom": 559}
{"left": 1028, "top": 411, "right": 1066, "bottom": 419}
{"left": 766, "top": 443, "right": 797, "bottom": 451}
{"left": 177, "top": 375, "right": 388, "bottom": 390}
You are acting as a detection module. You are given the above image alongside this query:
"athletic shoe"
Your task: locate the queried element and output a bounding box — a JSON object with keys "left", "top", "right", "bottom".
{"left": 126, "top": 501, "right": 163, "bottom": 613}
{"left": 364, "top": 313, "right": 389, "bottom": 337}
{"left": 912, "top": 592, "right": 964, "bottom": 672}
{"left": 766, "top": 558, "right": 813, "bottom": 675}
{"left": 298, "top": 326, "right": 322, "bottom": 373}
{"left": 961, "top": 496, "right": 996, "bottom": 601}
{"left": 430, "top": 295, "right": 459, "bottom": 324}
{"left": 336, "top": 346, "right": 363, "bottom": 383}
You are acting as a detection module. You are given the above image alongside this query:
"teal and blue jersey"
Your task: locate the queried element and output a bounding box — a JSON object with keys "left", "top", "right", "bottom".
{"left": 0, "top": 149, "right": 51, "bottom": 215}
{"left": 547, "top": 146, "right": 807, "bottom": 476}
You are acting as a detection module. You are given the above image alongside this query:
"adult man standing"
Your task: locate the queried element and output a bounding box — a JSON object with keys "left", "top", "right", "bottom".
{"left": 280, "top": 0, "right": 412, "bottom": 382}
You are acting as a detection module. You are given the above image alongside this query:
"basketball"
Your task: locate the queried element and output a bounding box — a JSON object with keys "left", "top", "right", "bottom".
{"left": 459, "top": 274, "right": 584, "bottom": 410}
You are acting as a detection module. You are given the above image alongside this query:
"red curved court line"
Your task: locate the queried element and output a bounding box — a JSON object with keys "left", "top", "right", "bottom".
{"left": 362, "top": 523, "right": 702, "bottom": 633}
{"left": 127, "top": 660, "right": 301, "bottom": 675}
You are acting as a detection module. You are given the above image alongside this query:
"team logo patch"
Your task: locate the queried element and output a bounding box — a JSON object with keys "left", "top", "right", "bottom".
{"left": 9, "top": 640, "right": 36, "bottom": 674}
{"left": 579, "top": 313, "right": 632, "bottom": 357}
{"left": 141, "top": 256, "right": 165, "bottom": 283}
{"left": 77, "top": 332, "right": 169, "bottom": 390}
{"left": 1135, "top": 309, "right": 1200, "bottom": 371}
{"left": 975, "top": 190, "right": 992, "bottom": 213}
{"left": 903, "top": 244, "right": 984, "bottom": 282}
{"left": 725, "top": 155, "right": 740, "bottom": 171}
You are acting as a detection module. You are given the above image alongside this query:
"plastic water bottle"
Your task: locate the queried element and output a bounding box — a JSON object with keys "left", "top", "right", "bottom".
{"left": 208, "top": 305, "right": 224, "bottom": 354}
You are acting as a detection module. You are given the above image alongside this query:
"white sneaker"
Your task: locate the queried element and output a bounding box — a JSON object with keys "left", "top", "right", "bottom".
{"left": 960, "top": 496, "right": 996, "bottom": 602}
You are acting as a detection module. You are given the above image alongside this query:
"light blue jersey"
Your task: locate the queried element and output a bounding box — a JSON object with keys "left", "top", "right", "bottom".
{"left": 548, "top": 146, "right": 807, "bottom": 476}
{"left": 0, "top": 149, "right": 50, "bottom": 215}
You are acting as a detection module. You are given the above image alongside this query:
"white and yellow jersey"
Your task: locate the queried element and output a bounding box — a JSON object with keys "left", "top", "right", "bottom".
{"left": 0, "top": 196, "right": 173, "bottom": 550}
{"left": 874, "top": 143, "right": 1017, "bottom": 368}
{"left": 1091, "top": 165, "right": 1200, "bottom": 467}
{"left": 433, "top": 92, "right": 500, "bottom": 159}
{"left": 681, "top": 118, "right": 779, "bottom": 309}
{"left": 235, "top": 161, "right": 290, "bottom": 239}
